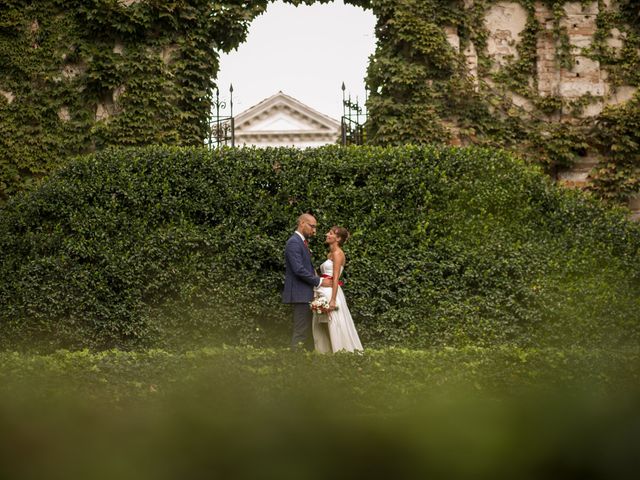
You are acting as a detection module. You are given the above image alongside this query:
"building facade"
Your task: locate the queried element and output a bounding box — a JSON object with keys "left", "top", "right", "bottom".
{"left": 233, "top": 92, "right": 341, "bottom": 148}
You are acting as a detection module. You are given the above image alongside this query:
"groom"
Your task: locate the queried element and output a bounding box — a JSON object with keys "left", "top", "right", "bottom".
{"left": 283, "top": 213, "right": 331, "bottom": 350}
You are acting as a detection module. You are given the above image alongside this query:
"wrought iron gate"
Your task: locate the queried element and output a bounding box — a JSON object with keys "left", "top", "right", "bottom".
{"left": 340, "top": 82, "right": 367, "bottom": 146}
{"left": 205, "top": 85, "right": 234, "bottom": 148}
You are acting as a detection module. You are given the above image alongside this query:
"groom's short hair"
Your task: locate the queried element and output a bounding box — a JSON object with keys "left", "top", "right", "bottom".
{"left": 297, "top": 213, "right": 314, "bottom": 227}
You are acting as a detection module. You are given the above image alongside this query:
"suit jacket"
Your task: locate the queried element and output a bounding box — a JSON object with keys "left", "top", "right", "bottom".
{"left": 282, "top": 233, "right": 320, "bottom": 304}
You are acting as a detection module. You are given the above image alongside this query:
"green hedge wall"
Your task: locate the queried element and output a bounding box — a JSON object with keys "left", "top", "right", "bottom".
{"left": 1, "top": 145, "right": 639, "bottom": 350}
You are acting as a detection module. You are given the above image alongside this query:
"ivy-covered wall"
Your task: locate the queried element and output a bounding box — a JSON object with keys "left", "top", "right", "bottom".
{"left": 365, "top": 0, "right": 640, "bottom": 208}
{"left": 0, "top": 0, "right": 276, "bottom": 200}
{"left": 2, "top": 0, "right": 639, "bottom": 209}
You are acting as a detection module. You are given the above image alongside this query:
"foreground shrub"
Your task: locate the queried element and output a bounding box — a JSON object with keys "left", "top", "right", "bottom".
{"left": 0, "top": 145, "right": 639, "bottom": 349}
{"left": 1, "top": 347, "right": 640, "bottom": 480}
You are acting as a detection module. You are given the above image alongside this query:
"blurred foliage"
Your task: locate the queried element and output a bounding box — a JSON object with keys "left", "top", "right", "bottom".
{"left": 1, "top": 145, "right": 639, "bottom": 350}
{"left": 1, "top": 345, "right": 638, "bottom": 407}
{"left": 0, "top": 346, "right": 640, "bottom": 480}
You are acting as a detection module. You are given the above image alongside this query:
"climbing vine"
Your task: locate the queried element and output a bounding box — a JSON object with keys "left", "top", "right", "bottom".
{"left": 1, "top": 0, "right": 639, "bottom": 206}
{"left": 0, "top": 0, "right": 272, "bottom": 201}
{"left": 365, "top": 0, "right": 640, "bottom": 205}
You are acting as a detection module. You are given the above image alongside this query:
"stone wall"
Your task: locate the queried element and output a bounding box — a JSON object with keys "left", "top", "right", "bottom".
{"left": 445, "top": 1, "right": 639, "bottom": 219}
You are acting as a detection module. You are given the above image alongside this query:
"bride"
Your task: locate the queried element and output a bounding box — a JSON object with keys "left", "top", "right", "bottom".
{"left": 312, "top": 226, "right": 363, "bottom": 353}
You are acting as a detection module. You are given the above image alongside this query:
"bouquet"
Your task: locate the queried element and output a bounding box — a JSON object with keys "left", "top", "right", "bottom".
{"left": 310, "top": 296, "right": 337, "bottom": 316}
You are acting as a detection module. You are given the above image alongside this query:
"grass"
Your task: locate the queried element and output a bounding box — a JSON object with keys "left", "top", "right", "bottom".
{"left": 1, "top": 345, "right": 638, "bottom": 405}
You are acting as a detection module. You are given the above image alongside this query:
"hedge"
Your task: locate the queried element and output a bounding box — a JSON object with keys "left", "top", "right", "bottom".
{"left": 1, "top": 145, "right": 639, "bottom": 350}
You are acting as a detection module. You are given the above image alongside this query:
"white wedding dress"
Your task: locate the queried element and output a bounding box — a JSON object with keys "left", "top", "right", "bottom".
{"left": 312, "top": 259, "right": 363, "bottom": 353}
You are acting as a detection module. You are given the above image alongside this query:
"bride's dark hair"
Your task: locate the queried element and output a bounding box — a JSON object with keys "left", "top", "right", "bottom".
{"left": 332, "top": 226, "right": 350, "bottom": 247}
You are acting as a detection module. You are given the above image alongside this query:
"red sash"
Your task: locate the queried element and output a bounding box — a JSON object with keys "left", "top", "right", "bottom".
{"left": 321, "top": 274, "right": 344, "bottom": 286}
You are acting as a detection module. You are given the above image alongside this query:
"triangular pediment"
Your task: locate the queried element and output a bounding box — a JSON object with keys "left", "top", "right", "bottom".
{"left": 244, "top": 112, "right": 311, "bottom": 132}
{"left": 235, "top": 91, "right": 341, "bottom": 134}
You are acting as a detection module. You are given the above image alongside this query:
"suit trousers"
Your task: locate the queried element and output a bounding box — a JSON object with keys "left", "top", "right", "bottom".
{"left": 291, "top": 302, "right": 313, "bottom": 350}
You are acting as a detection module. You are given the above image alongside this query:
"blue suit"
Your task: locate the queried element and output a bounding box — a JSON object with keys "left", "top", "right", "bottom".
{"left": 283, "top": 233, "right": 321, "bottom": 303}
{"left": 283, "top": 233, "right": 321, "bottom": 348}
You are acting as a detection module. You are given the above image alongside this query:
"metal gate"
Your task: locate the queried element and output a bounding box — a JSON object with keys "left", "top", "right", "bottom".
{"left": 340, "top": 82, "right": 367, "bottom": 146}
{"left": 205, "top": 85, "right": 234, "bottom": 148}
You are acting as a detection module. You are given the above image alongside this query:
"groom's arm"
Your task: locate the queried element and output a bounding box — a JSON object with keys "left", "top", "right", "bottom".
{"left": 285, "top": 241, "right": 322, "bottom": 287}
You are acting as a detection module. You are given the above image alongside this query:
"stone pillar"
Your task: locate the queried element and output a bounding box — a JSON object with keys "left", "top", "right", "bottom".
{"left": 444, "top": 26, "right": 460, "bottom": 52}
{"left": 486, "top": 2, "right": 528, "bottom": 71}
{"left": 535, "top": 2, "right": 560, "bottom": 97}
{"left": 464, "top": 42, "right": 479, "bottom": 88}
{"left": 556, "top": 154, "right": 600, "bottom": 188}
{"left": 559, "top": 2, "right": 605, "bottom": 108}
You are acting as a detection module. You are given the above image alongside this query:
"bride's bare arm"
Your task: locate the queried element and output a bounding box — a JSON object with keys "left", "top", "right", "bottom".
{"left": 329, "top": 249, "right": 345, "bottom": 310}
